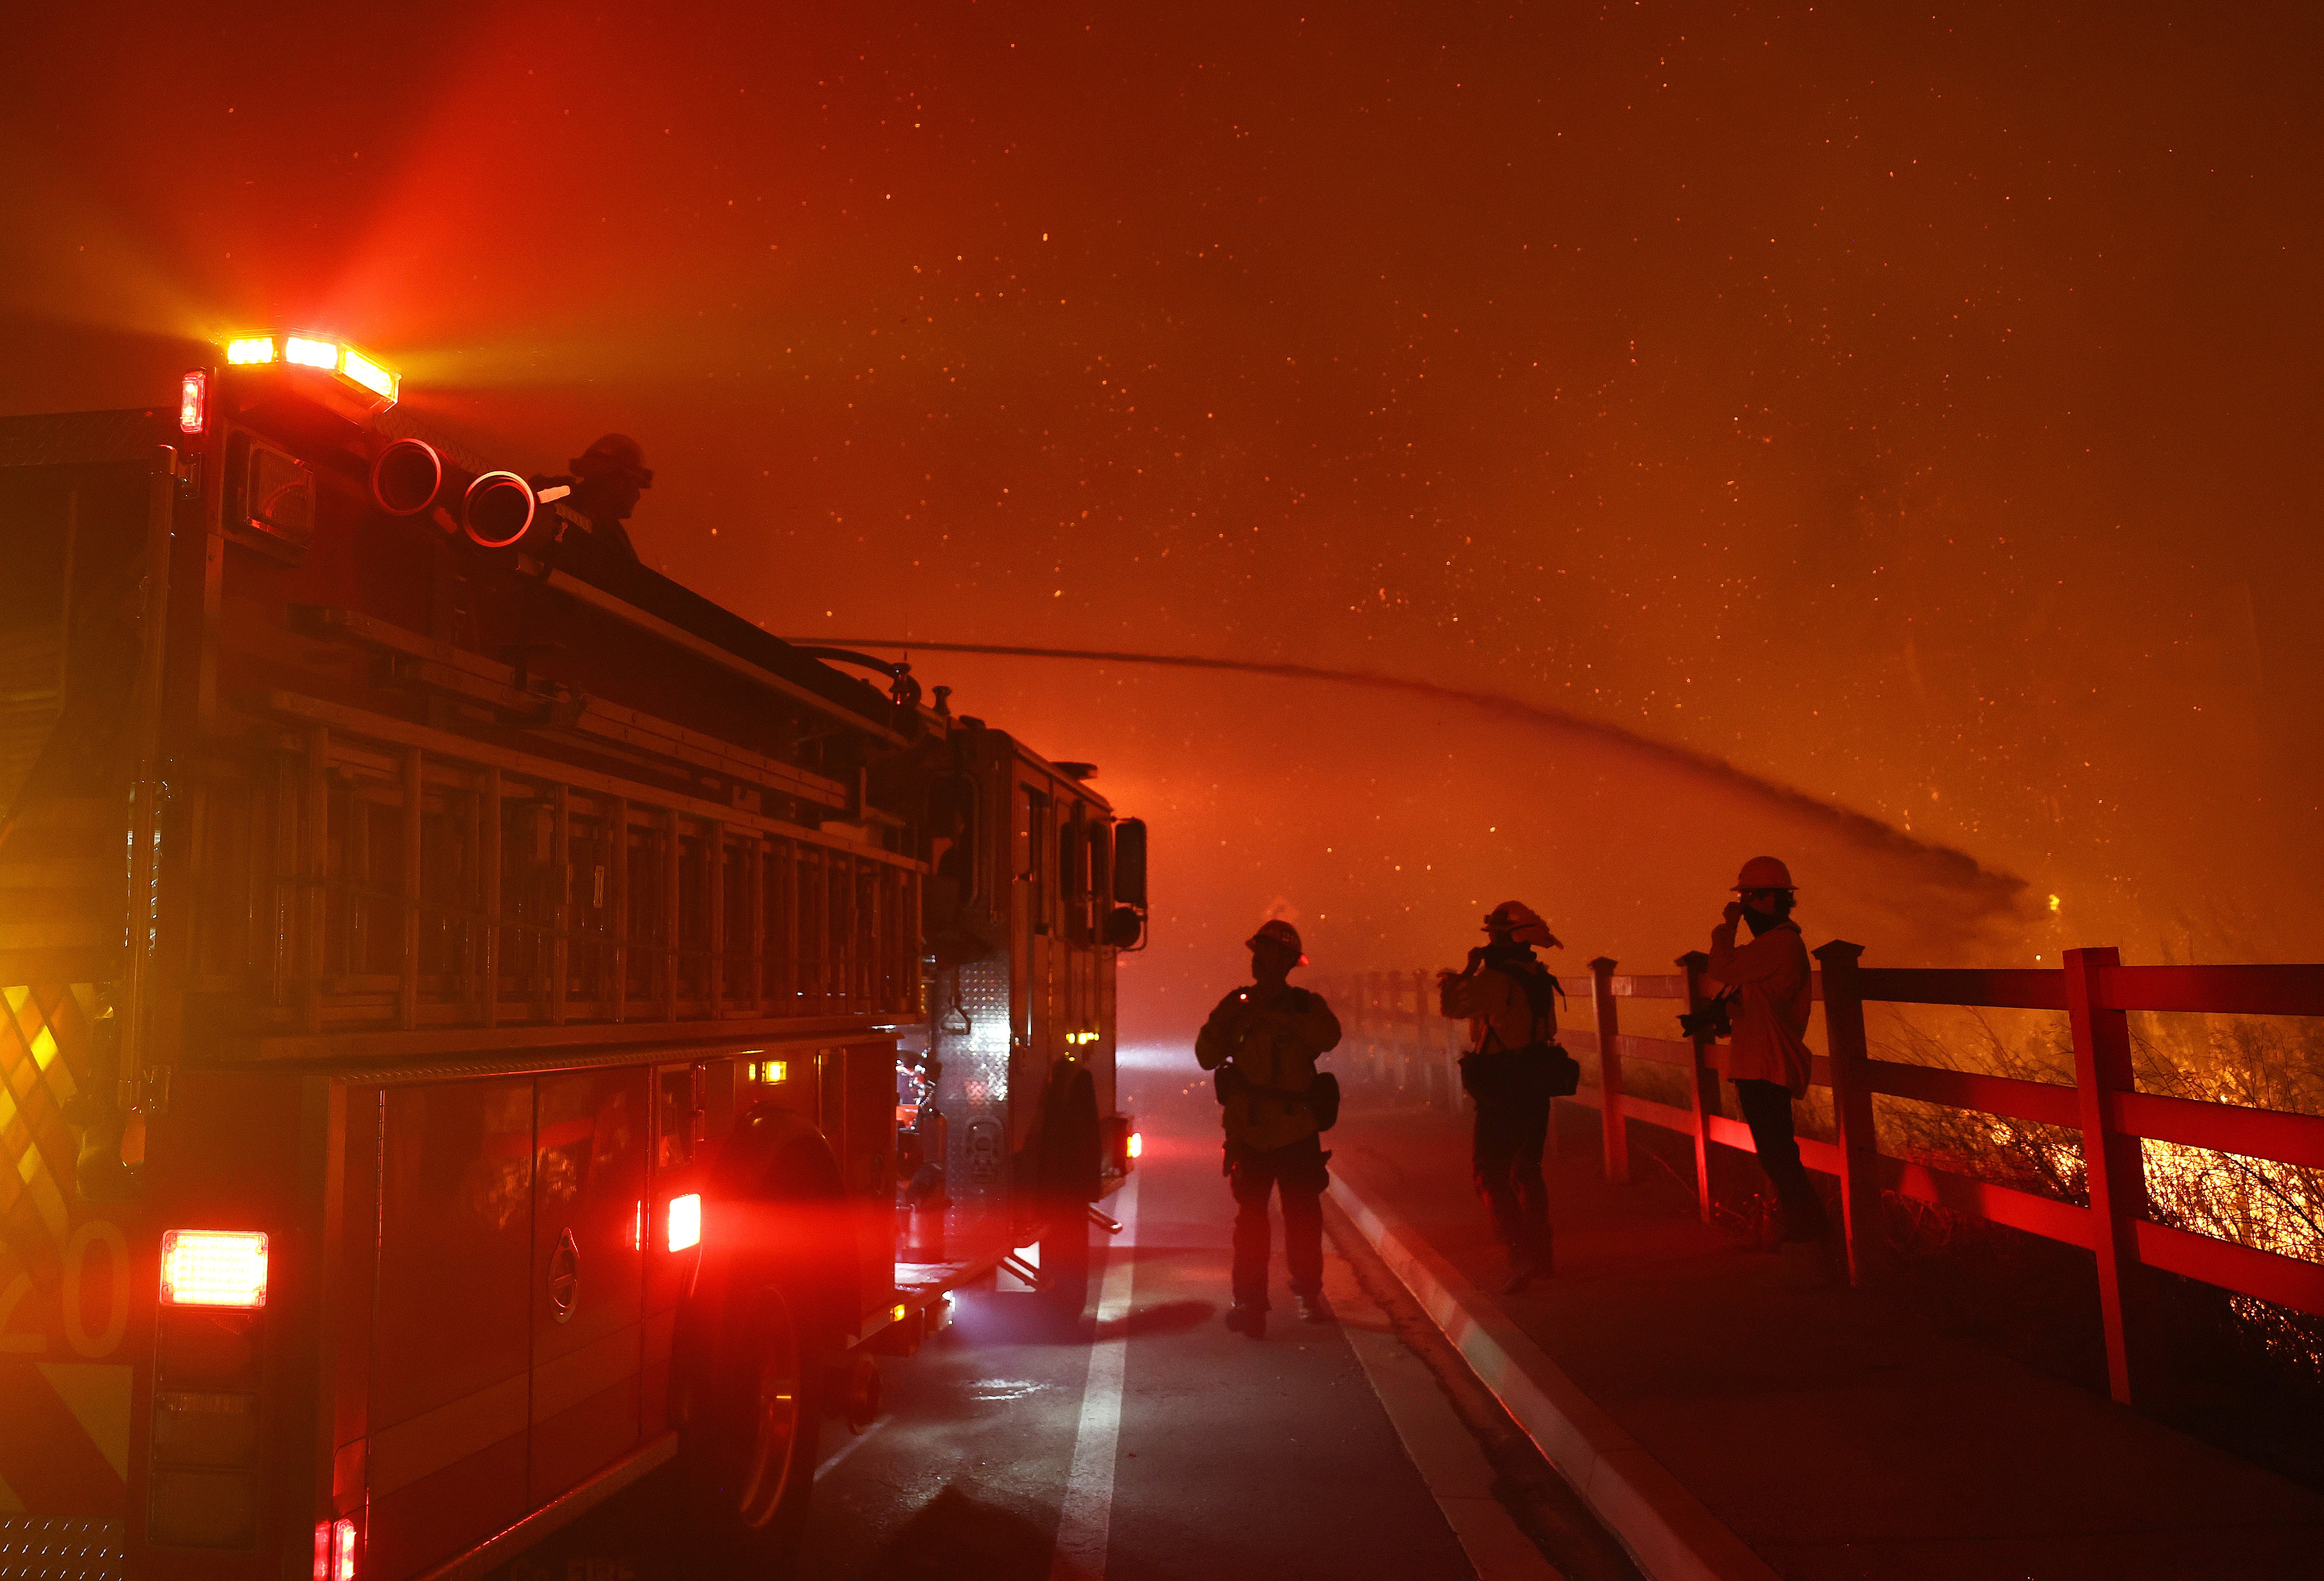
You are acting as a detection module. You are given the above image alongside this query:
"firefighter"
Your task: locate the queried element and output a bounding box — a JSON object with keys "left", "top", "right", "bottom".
{"left": 1440, "top": 901, "right": 1565, "bottom": 1293}
{"left": 1195, "top": 919, "right": 1342, "bottom": 1338}
{"left": 563, "top": 433, "right": 651, "bottom": 561}
{"left": 1705, "top": 856, "right": 1830, "bottom": 1262}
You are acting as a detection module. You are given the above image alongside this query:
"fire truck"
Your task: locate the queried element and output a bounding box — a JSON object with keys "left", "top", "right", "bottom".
{"left": 0, "top": 337, "right": 1146, "bottom": 1580}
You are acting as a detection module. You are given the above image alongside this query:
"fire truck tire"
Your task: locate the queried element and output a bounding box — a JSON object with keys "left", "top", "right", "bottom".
{"left": 1037, "top": 1064, "right": 1102, "bottom": 1317}
{"left": 676, "top": 1111, "right": 851, "bottom": 1575}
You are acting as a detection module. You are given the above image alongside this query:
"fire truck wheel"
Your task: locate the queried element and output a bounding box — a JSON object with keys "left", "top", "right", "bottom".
{"left": 1040, "top": 1207, "right": 1094, "bottom": 1318}
{"left": 1038, "top": 1063, "right": 1102, "bottom": 1317}
{"left": 677, "top": 1115, "right": 851, "bottom": 1574}
{"left": 679, "top": 1275, "right": 819, "bottom": 1572}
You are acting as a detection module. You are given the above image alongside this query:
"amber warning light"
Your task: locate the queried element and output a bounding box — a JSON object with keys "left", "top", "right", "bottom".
{"left": 222, "top": 331, "right": 399, "bottom": 413}
{"left": 160, "top": 1229, "right": 269, "bottom": 1308}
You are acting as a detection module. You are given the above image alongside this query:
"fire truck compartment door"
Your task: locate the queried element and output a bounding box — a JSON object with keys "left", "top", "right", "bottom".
{"left": 365, "top": 1079, "right": 534, "bottom": 1581}
{"left": 529, "top": 1067, "right": 648, "bottom": 1504}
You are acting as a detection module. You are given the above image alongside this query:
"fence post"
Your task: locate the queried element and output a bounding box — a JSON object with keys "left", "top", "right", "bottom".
{"left": 1544, "top": 969, "right": 1563, "bottom": 1160}
{"left": 1677, "top": 950, "right": 1717, "bottom": 1223}
{"left": 1409, "top": 970, "right": 1429, "bottom": 1104}
{"left": 1357, "top": 976, "right": 1375, "bottom": 1088}
{"left": 2065, "top": 945, "right": 2154, "bottom": 1407}
{"left": 1813, "top": 940, "right": 1883, "bottom": 1286}
{"left": 1439, "top": 970, "right": 1464, "bottom": 1113}
{"left": 1589, "top": 957, "right": 1628, "bottom": 1184}
{"left": 1399, "top": 972, "right": 1416, "bottom": 1094}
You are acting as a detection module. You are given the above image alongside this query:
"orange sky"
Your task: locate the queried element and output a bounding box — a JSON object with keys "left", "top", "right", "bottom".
{"left": 6, "top": 0, "right": 2319, "bottom": 1034}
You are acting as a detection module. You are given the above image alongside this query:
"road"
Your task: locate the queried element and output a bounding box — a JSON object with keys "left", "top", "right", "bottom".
{"left": 496, "top": 1056, "right": 1639, "bottom": 1581}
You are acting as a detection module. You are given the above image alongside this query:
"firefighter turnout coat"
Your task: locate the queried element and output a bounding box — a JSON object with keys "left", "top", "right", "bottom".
{"left": 1195, "top": 984, "right": 1342, "bottom": 1151}
{"left": 1706, "top": 917, "right": 1815, "bottom": 1096}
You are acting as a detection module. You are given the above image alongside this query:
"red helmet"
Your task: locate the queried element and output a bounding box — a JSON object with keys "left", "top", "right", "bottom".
{"left": 1732, "top": 856, "right": 1797, "bottom": 892}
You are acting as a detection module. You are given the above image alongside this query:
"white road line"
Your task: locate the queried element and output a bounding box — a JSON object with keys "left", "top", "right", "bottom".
{"left": 1324, "top": 1250, "right": 1567, "bottom": 1581}
{"left": 1047, "top": 1173, "right": 1142, "bottom": 1581}
{"left": 814, "top": 1414, "right": 888, "bottom": 1483}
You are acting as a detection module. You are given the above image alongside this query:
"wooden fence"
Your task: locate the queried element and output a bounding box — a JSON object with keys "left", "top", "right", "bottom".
{"left": 1314, "top": 946, "right": 2324, "bottom": 1409}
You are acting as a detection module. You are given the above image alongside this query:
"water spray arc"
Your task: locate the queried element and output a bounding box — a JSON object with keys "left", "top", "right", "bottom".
{"left": 814, "top": 636, "right": 2028, "bottom": 921}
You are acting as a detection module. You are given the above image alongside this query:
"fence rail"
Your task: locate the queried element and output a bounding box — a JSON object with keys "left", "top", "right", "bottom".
{"left": 1314, "top": 945, "right": 2324, "bottom": 1409}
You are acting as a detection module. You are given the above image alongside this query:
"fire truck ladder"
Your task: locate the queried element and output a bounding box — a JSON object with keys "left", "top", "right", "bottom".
{"left": 190, "top": 686, "right": 923, "bottom": 1058}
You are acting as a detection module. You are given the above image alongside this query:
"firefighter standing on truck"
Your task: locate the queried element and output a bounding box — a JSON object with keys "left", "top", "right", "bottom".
{"left": 1196, "top": 920, "right": 1342, "bottom": 1339}
{"left": 1705, "top": 856, "right": 1830, "bottom": 1271}
{"left": 1440, "top": 901, "right": 1565, "bottom": 1294}
{"left": 553, "top": 432, "right": 651, "bottom": 562}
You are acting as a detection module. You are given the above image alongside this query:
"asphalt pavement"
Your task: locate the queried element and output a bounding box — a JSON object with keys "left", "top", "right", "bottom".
{"left": 495, "top": 1053, "right": 1637, "bottom": 1581}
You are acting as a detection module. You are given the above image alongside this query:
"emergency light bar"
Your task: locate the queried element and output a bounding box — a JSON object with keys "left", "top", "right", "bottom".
{"left": 221, "top": 330, "right": 400, "bottom": 412}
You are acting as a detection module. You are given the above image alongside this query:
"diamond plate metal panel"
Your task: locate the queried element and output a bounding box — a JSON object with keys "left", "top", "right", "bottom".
{"left": 0, "top": 1516, "right": 123, "bottom": 1581}
{"left": 934, "top": 957, "right": 1013, "bottom": 1214}
{"left": 0, "top": 412, "right": 171, "bottom": 472}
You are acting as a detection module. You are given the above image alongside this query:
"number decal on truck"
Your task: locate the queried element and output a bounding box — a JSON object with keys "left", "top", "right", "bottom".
{"left": 0, "top": 1271, "right": 45, "bottom": 1355}
{"left": 0, "top": 1220, "right": 128, "bottom": 1358}
{"left": 63, "top": 1221, "right": 129, "bottom": 1358}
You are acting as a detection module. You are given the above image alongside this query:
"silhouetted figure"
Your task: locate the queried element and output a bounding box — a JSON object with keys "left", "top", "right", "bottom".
{"left": 563, "top": 433, "right": 651, "bottom": 562}
{"left": 1195, "top": 920, "right": 1342, "bottom": 1338}
{"left": 1441, "top": 901, "right": 1568, "bottom": 1293}
{"left": 1706, "top": 857, "right": 1830, "bottom": 1263}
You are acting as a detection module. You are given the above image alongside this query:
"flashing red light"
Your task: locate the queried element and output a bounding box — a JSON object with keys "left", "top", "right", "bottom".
{"left": 160, "top": 1229, "right": 268, "bottom": 1308}
{"left": 179, "top": 370, "right": 207, "bottom": 435}
{"left": 1126, "top": 1131, "right": 1143, "bottom": 1160}
{"left": 313, "top": 1516, "right": 357, "bottom": 1581}
{"left": 667, "top": 1193, "right": 702, "bottom": 1253}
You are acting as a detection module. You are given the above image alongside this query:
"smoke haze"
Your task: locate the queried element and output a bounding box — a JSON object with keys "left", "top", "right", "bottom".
{"left": 5, "top": 2, "right": 2319, "bottom": 1036}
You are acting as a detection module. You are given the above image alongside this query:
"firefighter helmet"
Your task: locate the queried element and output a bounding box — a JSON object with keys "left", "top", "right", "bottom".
{"left": 1482, "top": 901, "right": 1559, "bottom": 948}
{"left": 1732, "top": 856, "right": 1797, "bottom": 892}
{"left": 570, "top": 433, "right": 653, "bottom": 487}
{"left": 1247, "top": 919, "right": 1306, "bottom": 963}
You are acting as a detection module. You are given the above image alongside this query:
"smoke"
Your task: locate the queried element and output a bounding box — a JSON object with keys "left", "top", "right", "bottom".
{"left": 819, "top": 636, "right": 2029, "bottom": 926}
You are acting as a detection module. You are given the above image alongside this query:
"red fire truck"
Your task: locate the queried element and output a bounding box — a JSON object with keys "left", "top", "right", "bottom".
{"left": 0, "top": 338, "right": 1145, "bottom": 1580}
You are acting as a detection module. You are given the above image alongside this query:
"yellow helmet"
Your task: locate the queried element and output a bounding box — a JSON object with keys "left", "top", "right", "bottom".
{"left": 1732, "top": 856, "right": 1797, "bottom": 892}
{"left": 1482, "top": 901, "right": 1559, "bottom": 948}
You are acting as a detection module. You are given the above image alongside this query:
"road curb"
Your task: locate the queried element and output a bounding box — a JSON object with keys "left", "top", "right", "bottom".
{"left": 1325, "top": 1172, "right": 1782, "bottom": 1581}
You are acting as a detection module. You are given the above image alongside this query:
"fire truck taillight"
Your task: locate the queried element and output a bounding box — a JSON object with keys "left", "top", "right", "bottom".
{"left": 180, "top": 369, "right": 207, "bottom": 434}
{"left": 160, "top": 1229, "right": 269, "bottom": 1308}
{"left": 667, "top": 1193, "right": 702, "bottom": 1253}
{"left": 1127, "top": 1131, "right": 1143, "bottom": 1160}
{"left": 315, "top": 1517, "right": 357, "bottom": 1581}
